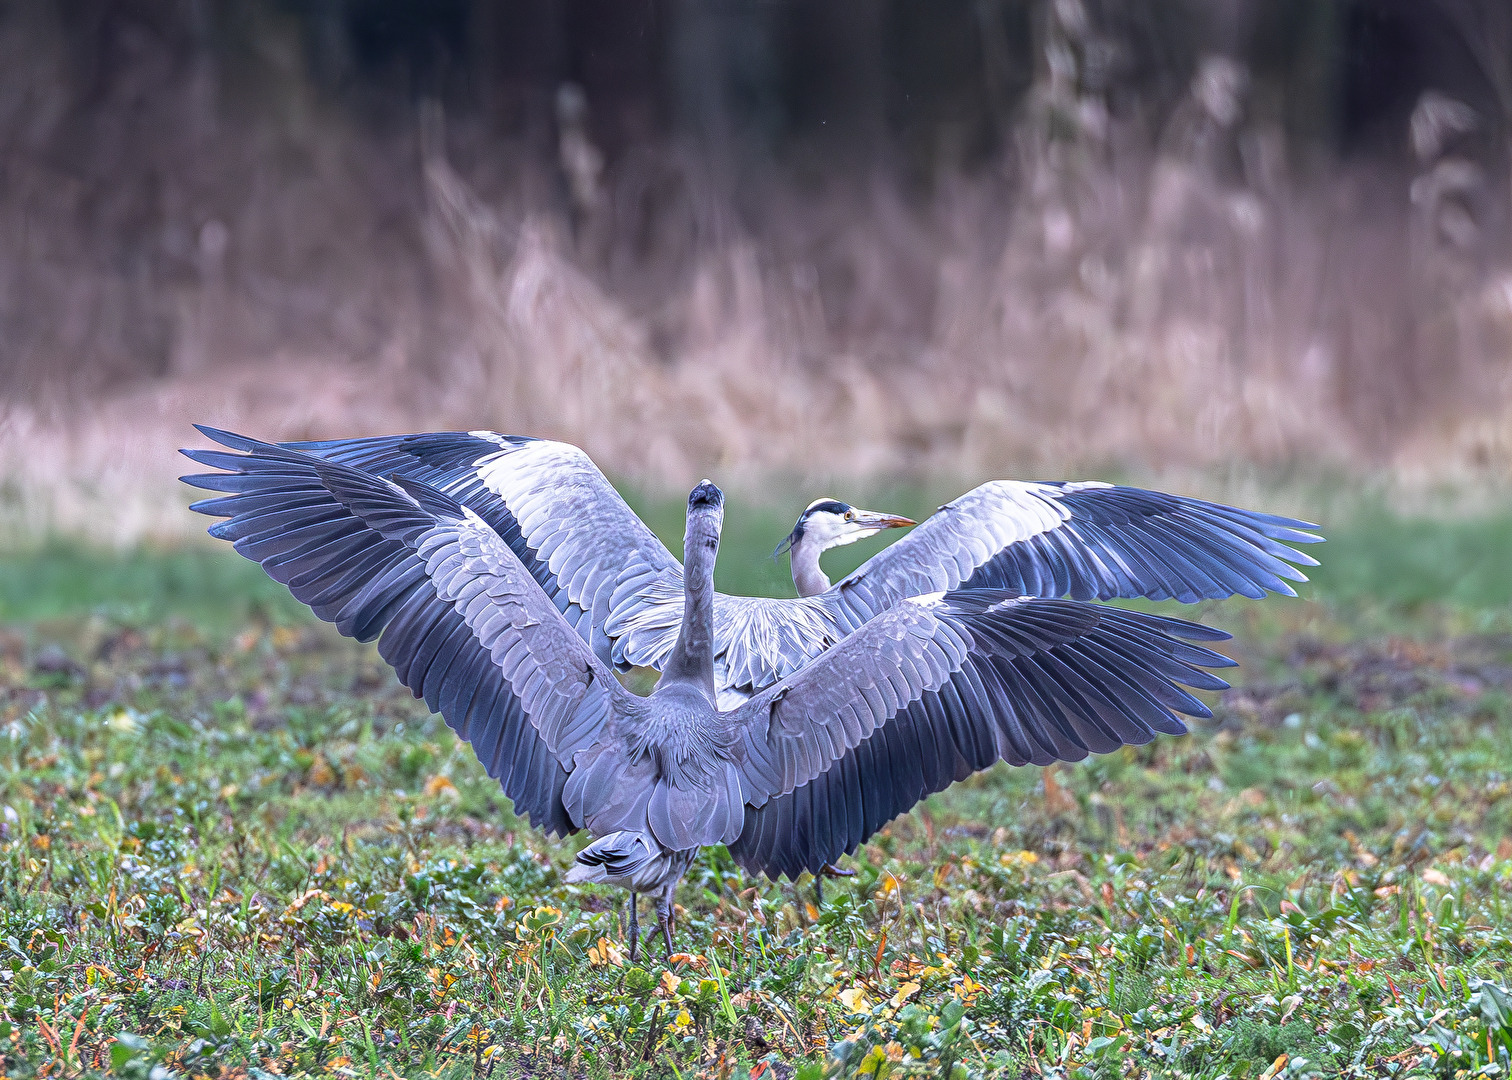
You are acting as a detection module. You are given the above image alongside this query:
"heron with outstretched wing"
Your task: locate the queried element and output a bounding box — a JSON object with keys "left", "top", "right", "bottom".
{"left": 183, "top": 429, "right": 1261, "bottom": 959}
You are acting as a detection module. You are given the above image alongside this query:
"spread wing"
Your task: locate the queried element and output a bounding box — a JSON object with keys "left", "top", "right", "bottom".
{"left": 624, "top": 480, "right": 1321, "bottom": 704}
{"left": 279, "top": 428, "right": 846, "bottom": 698}
{"left": 728, "top": 590, "right": 1236, "bottom": 879}
{"left": 181, "top": 430, "right": 644, "bottom": 838}
{"left": 836, "top": 480, "right": 1323, "bottom": 612}
{"left": 279, "top": 430, "right": 683, "bottom": 667}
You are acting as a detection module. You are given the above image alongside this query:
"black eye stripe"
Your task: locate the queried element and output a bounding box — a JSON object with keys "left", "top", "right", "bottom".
{"left": 804, "top": 501, "right": 850, "bottom": 517}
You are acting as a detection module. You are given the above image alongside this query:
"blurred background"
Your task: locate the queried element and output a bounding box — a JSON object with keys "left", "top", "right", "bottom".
{"left": 3, "top": 0, "right": 1512, "bottom": 542}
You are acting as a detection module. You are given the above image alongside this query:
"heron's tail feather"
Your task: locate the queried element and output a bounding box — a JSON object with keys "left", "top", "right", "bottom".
{"left": 566, "top": 831, "right": 655, "bottom": 885}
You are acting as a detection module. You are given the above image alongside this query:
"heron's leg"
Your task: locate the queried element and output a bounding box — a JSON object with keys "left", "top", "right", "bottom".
{"left": 657, "top": 882, "right": 676, "bottom": 957}
{"left": 626, "top": 893, "right": 640, "bottom": 963}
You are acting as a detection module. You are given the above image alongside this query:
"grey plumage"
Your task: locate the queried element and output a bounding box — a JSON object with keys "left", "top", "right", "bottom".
{"left": 284, "top": 432, "right": 1320, "bottom": 706}
{"left": 183, "top": 427, "right": 1248, "bottom": 955}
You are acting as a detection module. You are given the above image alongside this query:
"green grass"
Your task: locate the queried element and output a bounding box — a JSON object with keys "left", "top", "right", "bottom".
{"left": 1306, "top": 506, "right": 1512, "bottom": 614}
{"left": 0, "top": 541, "right": 308, "bottom": 631}
{"left": 1, "top": 498, "right": 1512, "bottom": 1077}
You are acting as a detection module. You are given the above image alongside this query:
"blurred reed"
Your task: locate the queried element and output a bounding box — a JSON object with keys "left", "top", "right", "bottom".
{"left": 3, "top": 2, "right": 1512, "bottom": 544}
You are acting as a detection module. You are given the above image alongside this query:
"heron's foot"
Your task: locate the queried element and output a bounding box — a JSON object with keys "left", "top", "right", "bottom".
{"left": 657, "top": 906, "right": 675, "bottom": 958}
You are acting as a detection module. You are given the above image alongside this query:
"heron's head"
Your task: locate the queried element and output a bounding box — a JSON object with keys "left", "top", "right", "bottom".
{"left": 688, "top": 479, "right": 724, "bottom": 510}
{"left": 774, "top": 499, "right": 915, "bottom": 558}
{"left": 686, "top": 480, "right": 725, "bottom": 554}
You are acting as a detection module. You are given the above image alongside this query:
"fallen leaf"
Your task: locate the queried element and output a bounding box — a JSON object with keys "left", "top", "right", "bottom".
{"left": 1259, "top": 1054, "right": 1288, "bottom": 1080}
{"left": 587, "top": 937, "right": 625, "bottom": 968}
{"left": 891, "top": 956, "right": 926, "bottom": 977}
{"left": 889, "top": 981, "right": 921, "bottom": 1008}
{"left": 838, "top": 986, "right": 870, "bottom": 1014}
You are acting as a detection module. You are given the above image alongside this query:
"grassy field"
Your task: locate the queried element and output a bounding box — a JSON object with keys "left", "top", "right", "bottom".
{"left": 2, "top": 494, "right": 1512, "bottom": 1077}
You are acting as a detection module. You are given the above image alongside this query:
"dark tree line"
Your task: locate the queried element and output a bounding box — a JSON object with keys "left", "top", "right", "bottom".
{"left": 26, "top": 0, "right": 1508, "bottom": 194}
{"left": 238, "top": 1, "right": 1506, "bottom": 166}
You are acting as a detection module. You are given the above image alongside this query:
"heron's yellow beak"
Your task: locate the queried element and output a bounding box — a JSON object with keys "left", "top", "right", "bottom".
{"left": 848, "top": 509, "right": 917, "bottom": 536}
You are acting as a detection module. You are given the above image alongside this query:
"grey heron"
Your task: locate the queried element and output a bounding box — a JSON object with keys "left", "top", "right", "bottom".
{"left": 183, "top": 428, "right": 1251, "bottom": 959}
{"left": 774, "top": 499, "right": 917, "bottom": 893}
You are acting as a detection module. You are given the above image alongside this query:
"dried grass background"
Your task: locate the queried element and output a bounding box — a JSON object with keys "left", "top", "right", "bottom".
{"left": 3, "top": 2, "right": 1512, "bottom": 543}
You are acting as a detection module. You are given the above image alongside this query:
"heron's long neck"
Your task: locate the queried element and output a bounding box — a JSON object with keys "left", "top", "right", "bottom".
{"left": 661, "top": 511, "right": 719, "bottom": 700}
{"left": 790, "top": 538, "right": 831, "bottom": 598}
